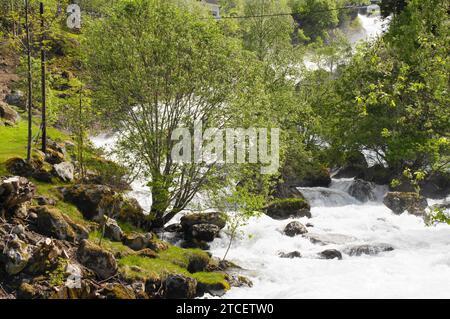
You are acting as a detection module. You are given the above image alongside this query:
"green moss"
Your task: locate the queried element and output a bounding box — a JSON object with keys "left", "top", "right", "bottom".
{"left": 118, "top": 254, "right": 189, "bottom": 281}
{"left": 192, "top": 272, "right": 230, "bottom": 291}
{"left": 158, "top": 245, "right": 209, "bottom": 269}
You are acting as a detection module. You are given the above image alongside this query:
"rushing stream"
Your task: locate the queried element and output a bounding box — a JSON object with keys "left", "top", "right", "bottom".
{"left": 90, "top": 12, "right": 450, "bottom": 298}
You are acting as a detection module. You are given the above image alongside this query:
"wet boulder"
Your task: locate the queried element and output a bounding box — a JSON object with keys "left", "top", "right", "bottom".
{"left": 279, "top": 251, "right": 302, "bottom": 259}
{"left": 344, "top": 243, "right": 394, "bottom": 256}
{"left": 383, "top": 192, "right": 428, "bottom": 216}
{"left": 265, "top": 198, "right": 311, "bottom": 220}
{"left": 188, "top": 224, "right": 220, "bottom": 242}
{"left": 0, "top": 176, "right": 36, "bottom": 216}
{"left": 180, "top": 212, "right": 226, "bottom": 243}
{"left": 283, "top": 221, "right": 308, "bottom": 237}
{"left": 348, "top": 179, "right": 376, "bottom": 202}
{"left": 180, "top": 212, "right": 226, "bottom": 230}
{"left": 77, "top": 239, "right": 118, "bottom": 280}
{"left": 33, "top": 205, "right": 89, "bottom": 242}
{"left": 53, "top": 162, "right": 74, "bottom": 182}
{"left": 358, "top": 164, "right": 394, "bottom": 185}
{"left": 163, "top": 275, "right": 197, "bottom": 299}
{"left": 319, "top": 249, "right": 342, "bottom": 260}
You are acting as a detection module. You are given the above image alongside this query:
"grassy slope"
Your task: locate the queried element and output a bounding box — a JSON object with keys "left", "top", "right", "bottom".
{"left": 0, "top": 118, "right": 229, "bottom": 291}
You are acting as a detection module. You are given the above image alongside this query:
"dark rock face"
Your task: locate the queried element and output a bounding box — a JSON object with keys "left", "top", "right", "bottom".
{"left": 270, "top": 182, "right": 306, "bottom": 199}
{"left": 344, "top": 244, "right": 394, "bottom": 256}
{"left": 383, "top": 192, "right": 428, "bottom": 216}
{"left": 5, "top": 90, "right": 25, "bottom": 108}
{"left": 265, "top": 198, "right": 311, "bottom": 220}
{"left": 180, "top": 212, "right": 226, "bottom": 244}
{"left": 5, "top": 158, "right": 34, "bottom": 177}
{"left": 164, "top": 223, "right": 183, "bottom": 233}
{"left": 0, "top": 176, "right": 36, "bottom": 216}
{"left": 334, "top": 152, "right": 368, "bottom": 179}
{"left": 163, "top": 275, "right": 197, "bottom": 299}
{"left": 348, "top": 179, "right": 376, "bottom": 202}
{"left": 188, "top": 224, "right": 220, "bottom": 242}
{"left": 33, "top": 205, "right": 89, "bottom": 242}
{"left": 420, "top": 172, "right": 450, "bottom": 199}
{"left": 319, "top": 249, "right": 342, "bottom": 260}
{"left": 279, "top": 251, "right": 302, "bottom": 258}
{"left": 77, "top": 239, "right": 117, "bottom": 280}
{"left": 295, "top": 167, "right": 332, "bottom": 188}
{"left": 358, "top": 164, "right": 394, "bottom": 185}
{"left": 180, "top": 212, "right": 226, "bottom": 230}
{"left": 283, "top": 221, "right": 308, "bottom": 237}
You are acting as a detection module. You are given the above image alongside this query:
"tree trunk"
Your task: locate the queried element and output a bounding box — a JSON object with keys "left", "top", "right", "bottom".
{"left": 40, "top": 2, "right": 47, "bottom": 153}
{"left": 25, "top": 0, "right": 33, "bottom": 163}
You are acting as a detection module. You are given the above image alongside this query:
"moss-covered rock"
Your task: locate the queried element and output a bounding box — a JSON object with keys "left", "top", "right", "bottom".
{"left": 265, "top": 198, "right": 311, "bottom": 219}
{"left": 77, "top": 239, "right": 118, "bottom": 280}
{"left": 102, "top": 283, "right": 136, "bottom": 299}
{"left": 33, "top": 205, "right": 89, "bottom": 242}
{"left": 163, "top": 274, "right": 197, "bottom": 299}
{"left": 5, "top": 157, "right": 34, "bottom": 177}
{"left": 383, "top": 192, "right": 428, "bottom": 216}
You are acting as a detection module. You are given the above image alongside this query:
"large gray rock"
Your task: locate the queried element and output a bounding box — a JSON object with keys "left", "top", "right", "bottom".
{"left": 104, "top": 217, "right": 123, "bottom": 242}
{"left": 180, "top": 212, "right": 226, "bottom": 243}
{"left": 3, "top": 238, "right": 31, "bottom": 275}
{"left": 53, "top": 162, "right": 74, "bottom": 182}
{"left": 0, "top": 102, "right": 20, "bottom": 124}
{"left": 77, "top": 239, "right": 117, "bottom": 280}
{"left": 303, "top": 233, "right": 356, "bottom": 245}
{"left": 344, "top": 243, "right": 394, "bottom": 256}
{"left": 283, "top": 221, "right": 308, "bottom": 237}
{"left": 265, "top": 198, "right": 311, "bottom": 220}
{"left": 348, "top": 179, "right": 376, "bottom": 202}
{"left": 33, "top": 205, "right": 88, "bottom": 242}
{"left": 5, "top": 90, "right": 25, "bottom": 108}
{"left": 383, "top": 192, "right": 428, "bottom": 216}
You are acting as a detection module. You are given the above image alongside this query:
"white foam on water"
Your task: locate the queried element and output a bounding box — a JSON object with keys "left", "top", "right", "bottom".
{"left": 209, "top": 202, "right": 450, "bottom": 299}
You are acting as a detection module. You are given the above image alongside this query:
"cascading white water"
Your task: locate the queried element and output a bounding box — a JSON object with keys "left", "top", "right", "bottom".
{"left": 208, "top": 184, "right": 450, "bottom": 298}
{"left": 90, "top": 14, "right": 450, "bottom": 298}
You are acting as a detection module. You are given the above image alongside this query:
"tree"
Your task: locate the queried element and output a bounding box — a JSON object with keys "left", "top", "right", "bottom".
{"left": 321, "top": 0, "right": 450, "bottom": 174}
{"left": 84, "top": 0, "right": 263, "bottom": 227}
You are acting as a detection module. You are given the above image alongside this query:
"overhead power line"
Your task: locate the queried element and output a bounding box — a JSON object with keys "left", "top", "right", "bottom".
{"left": 205, "top": 5, "right": 377, "bottom": 20}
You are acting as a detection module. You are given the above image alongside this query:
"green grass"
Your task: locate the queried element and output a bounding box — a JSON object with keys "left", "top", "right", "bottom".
{"left": 0, "top": 117, "right": 70, "bottom": 175}
{"left": 89, "top": 230, "right": 135, "bottom": 256}
{"left": 158, "top": 245, "right": 209, "bottom": 269}
{"left": 117, "top": 254, "right": 229, "bottom": 290}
